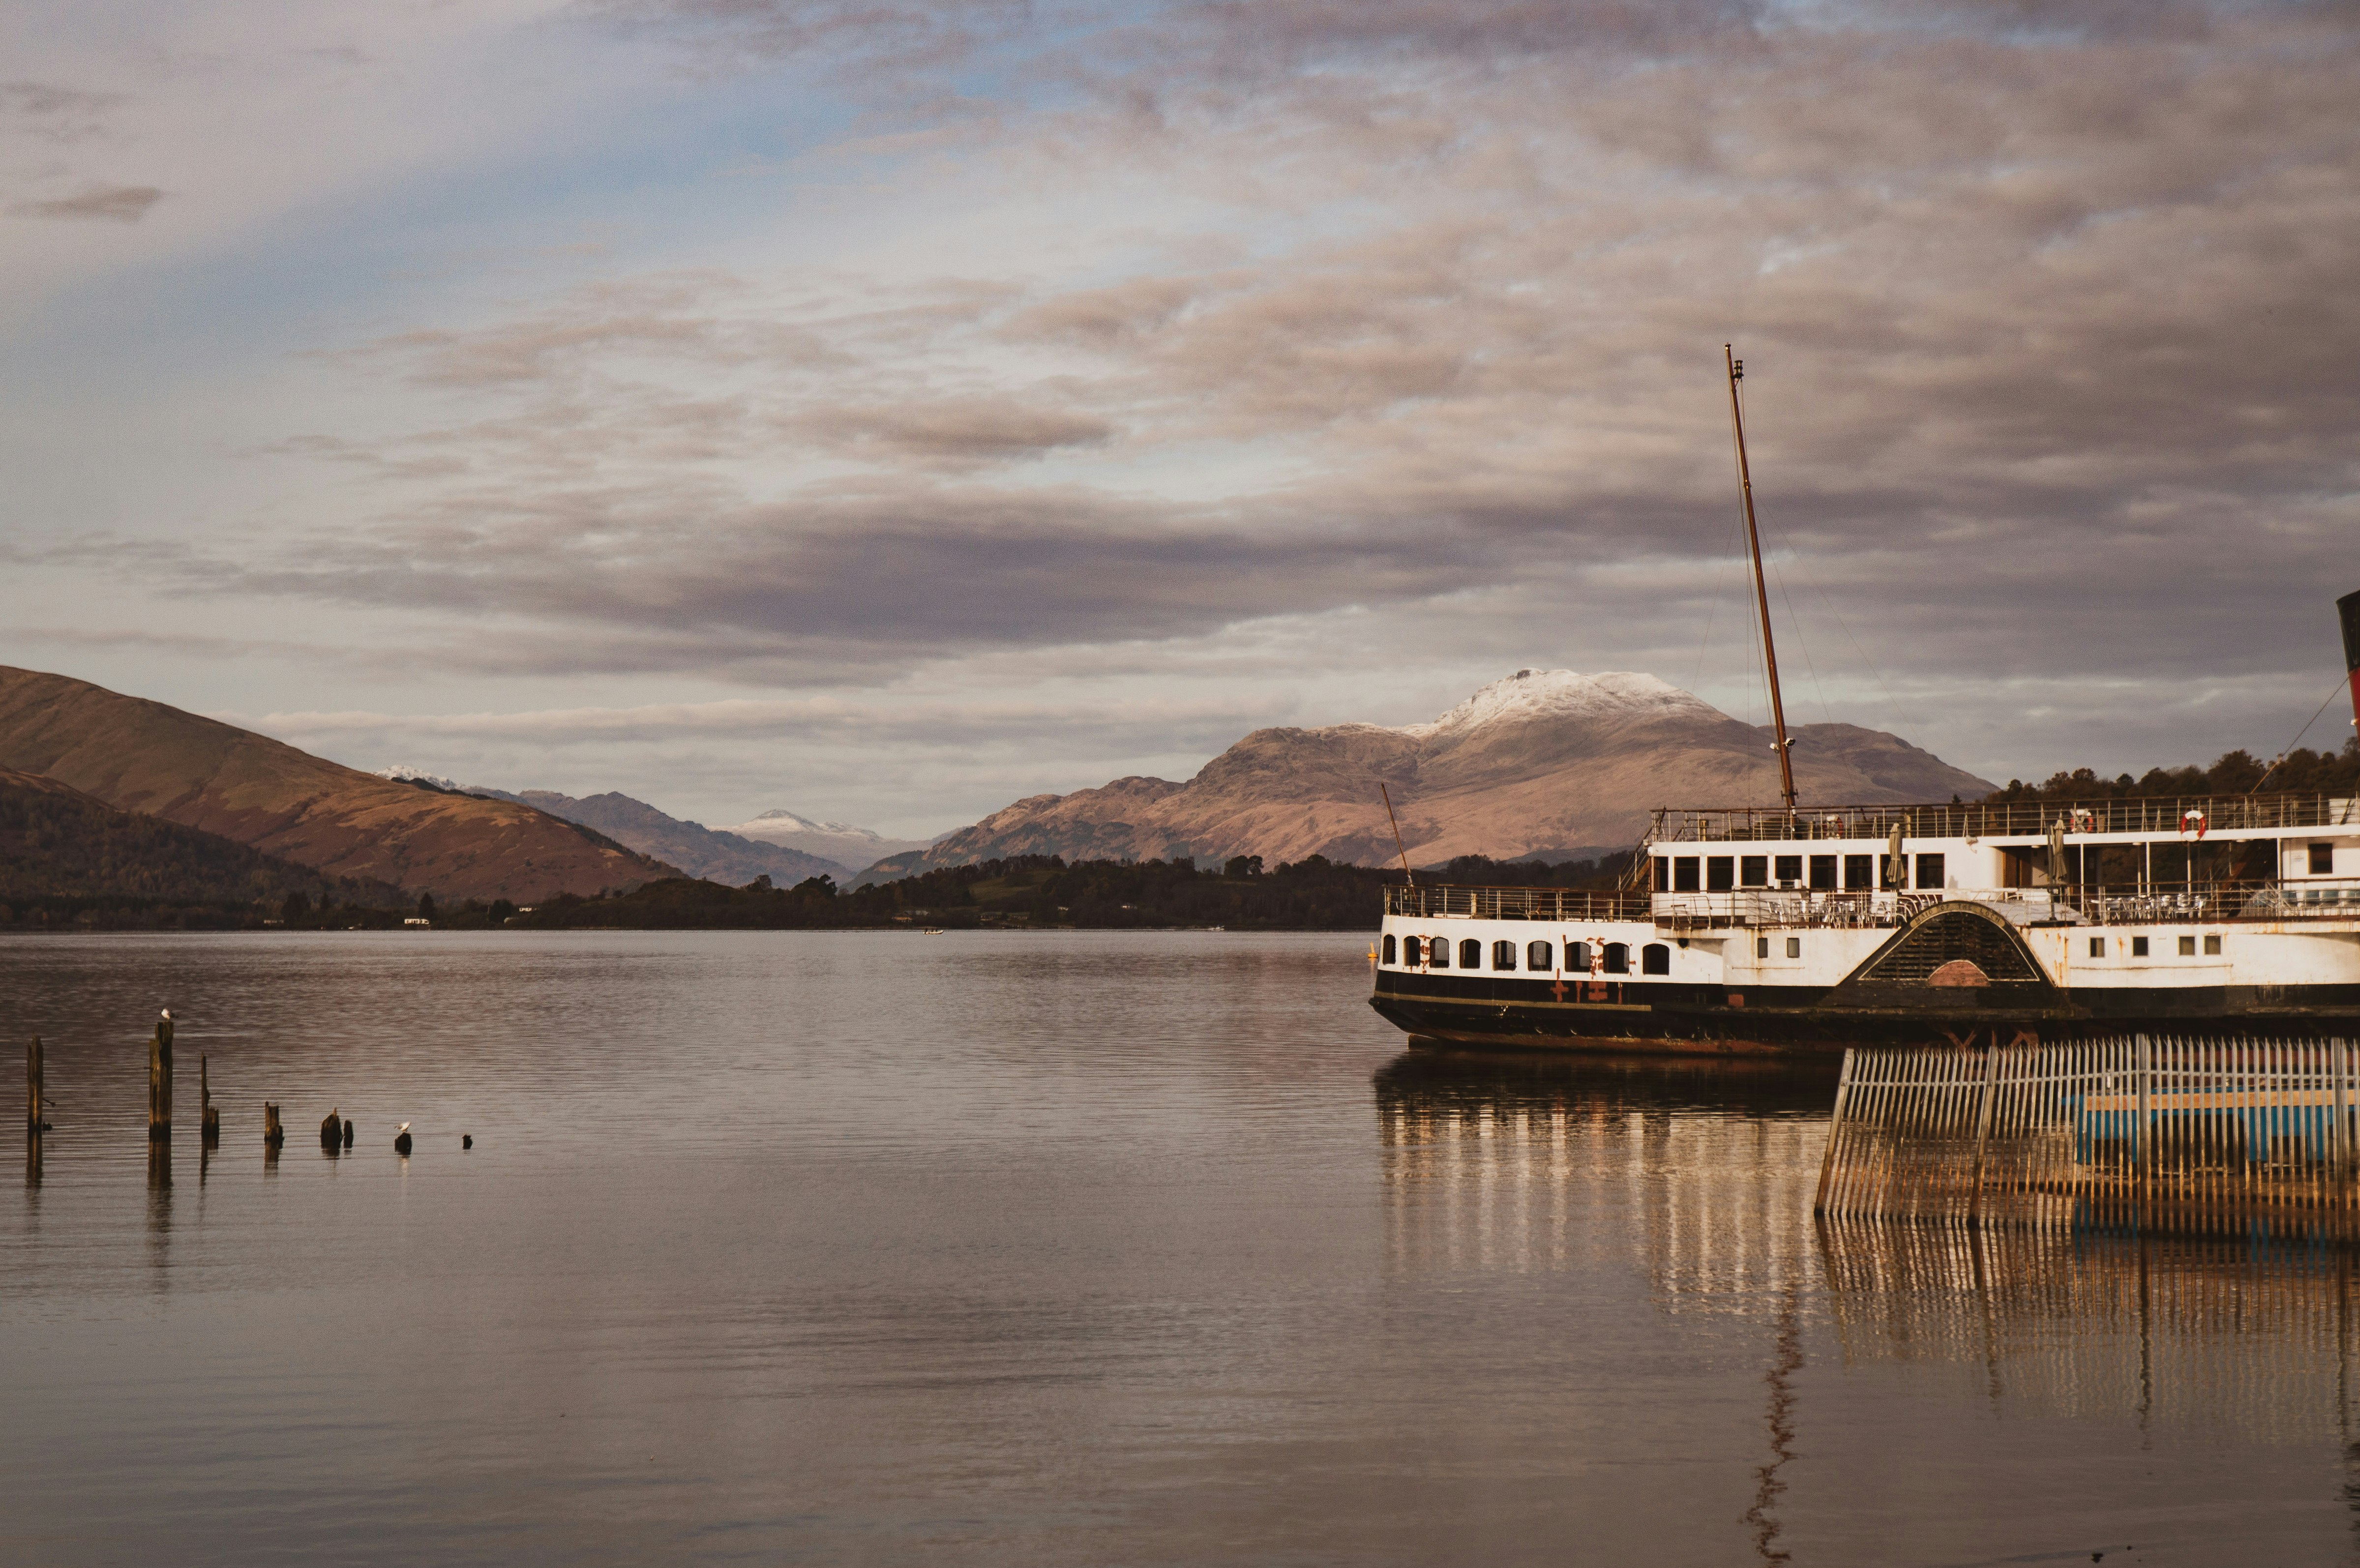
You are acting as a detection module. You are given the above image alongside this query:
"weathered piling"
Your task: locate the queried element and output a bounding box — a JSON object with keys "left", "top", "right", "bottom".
{"left": 320, "top": 1108, "right": 343, "bottom": 1152}
{"left": 342, "top": 1118, "right": 354, "bottom": 1150}
{"left": 27, "top": 1035, "right": 43, "bottom": 1133}
{"left": 263, "top": 1101, "right": 284, "bottom": 1148}
{"left": 148, "top": 1011, "right": 173, "bottom": 1142}
{"left": 200, "top": 1055, "right": 219, "bottom": 1145}
{"left": 1818, "top": 1033, "right": 2360, "bottom": 1239}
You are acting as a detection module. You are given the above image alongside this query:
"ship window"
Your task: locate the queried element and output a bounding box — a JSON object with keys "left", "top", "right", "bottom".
{"left": 2178, "top": 935, "right": 2196, "bottom": 956}
{"left": 1757, "top": 936, "right": 1770, "bottom": 958}
{"left": 1641, "top": 943, "right": 1671, "bottom": 975}
{"left": 1844, "top": 854, "right": 1873, "bottom": 891}
{"left": 2131, "top": 936, "right": 2149, "bottom": 957}
{"left": 2089, "top": 936, "right": 2104, "bottom": 958}
{"left": 1460, "top": 939, "right": 1481, "bottom": 969}
{"left": 1707, "top": 857, "right": 1734, "bottom": 892}
{"left": 1785, "top": 937, "right": 1802, "bottom": 959}
{"left": 2204, "top": 934, "right": 2222, "bottom": 955}
{"left": 1426, "top": 937, "right": 1446, "bottom": 967}
{"left": 1915, "top": 853, "right": 1946, "bottom": 890}
{"left": 1566, "top": 940, "right": 1591, "bottom": 972}
{"left": 1673, "top": 858, "right": 1701, "bottom": 892}
{"left": 1653, "top": 858, "right": 1671, "bottom": 892}
{"left": 1493, "top": 939, "right": 1517, "bottom": 971}
{"left": 1383, "top": 935, "right": 1397, "bottom": 965}
{"left": 1528, "top": 940, "right": 1553, "bottom": 970}
{"left": 1741, "top": 856, "right": 1768, "bottom": 888}
{"left": 1775, "top": 855, "right": 1802, "bottom": 885}
{"left": 1603, "top": 942, "right": 1630, "bottom": 975}
{"left": 1809, "top": 855, "right": 1838, "bottom": 890}
{"left": 2312, "top": 843, "right": 2335, "bottom": 875}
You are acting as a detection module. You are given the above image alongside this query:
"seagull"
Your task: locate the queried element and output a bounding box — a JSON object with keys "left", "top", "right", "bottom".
{"left": 394, "top": 1122, "right": 413, "bottom": 1155}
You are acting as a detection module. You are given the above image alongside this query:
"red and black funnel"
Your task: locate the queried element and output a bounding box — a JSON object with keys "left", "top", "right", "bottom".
{"left": 2341, "top": 590, "right": 2360, "bottom": 736}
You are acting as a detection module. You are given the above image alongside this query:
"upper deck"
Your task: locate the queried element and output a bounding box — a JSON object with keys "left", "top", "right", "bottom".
{"left": 1645, "top": 792, "right": 2360, "bottom": 847}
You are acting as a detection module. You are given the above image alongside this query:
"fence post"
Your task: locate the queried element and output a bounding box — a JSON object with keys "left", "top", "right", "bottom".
{"left": 2337, "top": 1037, "right": 2351, "bottom": 1188}
{"left": 1814, "top": 1048, "right": 1855, "bottom": 1214}
{"left": 1968, "top": 1040, "right": 2002, "bottom": 1228}
{"left": 2134, "top": 1032, "right": 2152, "bottom": 1191}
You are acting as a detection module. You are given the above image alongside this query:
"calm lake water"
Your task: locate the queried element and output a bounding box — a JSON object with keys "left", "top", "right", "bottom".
{"left": 2, "top": 930, "right": 2356, "bottom": 1565}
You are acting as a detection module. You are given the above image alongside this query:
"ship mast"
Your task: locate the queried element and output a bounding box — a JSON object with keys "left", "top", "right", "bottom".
{"left": 1725, "top": 344, "right": 1797, "bottom": 810}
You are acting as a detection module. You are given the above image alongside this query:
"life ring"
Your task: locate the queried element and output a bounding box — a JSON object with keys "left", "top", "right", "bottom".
{"left": 2181, "top": 808, "right": 2208, "bottom": 840}
{"left": 2070, "top": 808, "right": 2096, "bottom": 833}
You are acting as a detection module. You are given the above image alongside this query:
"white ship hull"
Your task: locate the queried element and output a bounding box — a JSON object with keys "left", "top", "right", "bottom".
{"left": 1372, "top": 796, "right": 2360, "bottom": 1055}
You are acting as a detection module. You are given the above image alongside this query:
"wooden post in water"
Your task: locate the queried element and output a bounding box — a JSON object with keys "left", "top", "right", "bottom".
{"left": 27, "top": 1035, "right": 41, "bottom": 1133}
{"left": 148, "top": 1012, "right": 174, "bottom": 1142}
{"left": 262, "top": 1101, "right": 283, "bottom": 1148}
{"left": 1814, "top": 1048, "right": 1855, "bottom": 1214}
{"left": 200, "top": 1055, "right": 219, "bottom": 1145}
{"left": 1967, "top": 1040, "right": 2002, "bottom": 1229}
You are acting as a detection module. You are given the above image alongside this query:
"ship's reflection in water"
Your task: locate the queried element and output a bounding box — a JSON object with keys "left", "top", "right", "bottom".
{"left": 1374, "top": 1051, "right": 1832, "bottom": 1304}
{"left": 1374, "top": 1048, "right": 2360, "bottom": 1563}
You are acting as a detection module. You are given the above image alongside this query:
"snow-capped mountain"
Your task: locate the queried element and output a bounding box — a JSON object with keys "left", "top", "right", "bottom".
{"left": 714, "top": 809, "right": 934, "bottom": 869}
{"left": 855, "top": 669, "right": 1995, "bottom": 881}
{"left": 375, "top": 763, "right": 463, "bottom": 791}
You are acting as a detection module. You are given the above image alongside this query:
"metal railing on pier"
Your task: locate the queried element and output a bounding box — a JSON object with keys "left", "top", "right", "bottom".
{"left": 1817, "top": 1035, "right": 2360, "bottom": 1237}
{"left": 1652, "top": 793, "right": 2359, "bottom": 845}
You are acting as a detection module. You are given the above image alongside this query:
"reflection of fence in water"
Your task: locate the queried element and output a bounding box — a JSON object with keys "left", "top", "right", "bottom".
{"left": 1374, "top": 1057, "right": 1823, "bottom": 1306}
{"left": 1818, "top": 1035, "right": 2360, "bottom": 1237}
{"left": 1818, "top": 1217, "right": 2360, "bottom": 1445}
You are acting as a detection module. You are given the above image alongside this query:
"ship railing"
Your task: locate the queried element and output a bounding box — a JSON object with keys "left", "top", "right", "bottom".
{"left": 2062, "top": 880, "right": 2360, "bottom": 922}
{"left": 1648, "top": 793, "right": 2360, "bottom": 846}
{"left": 1381, "top": 884, "right": 1651, "bottom": 921}
{"left": 1651, "top": 890, "right": 1963, "bottom": 932}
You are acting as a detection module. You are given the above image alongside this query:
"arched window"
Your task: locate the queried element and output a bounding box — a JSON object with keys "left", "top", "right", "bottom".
{"left": 1603, "top": 942, "right": 1630, "bottom": 975}
{"left": 1460, "top": 938, "right": 1481, "bottom": 969}
{"left": 1492, "top": 939, "right": 1517, "bottom": 970}
{"left": 1527, "top": 939, "right": 1553, "bottom": 971}
{"left": 1642, "top": 943, "right": 1671, "bottom": 975}
{"left": 1566, "top": 940, "right": 1592, "bottom": 973}
{"left": 1429, "top": 937, "right": 1448, "bottom": 968}
{"left": 1383, "top": 934, "right": 1398, "bottom": 965}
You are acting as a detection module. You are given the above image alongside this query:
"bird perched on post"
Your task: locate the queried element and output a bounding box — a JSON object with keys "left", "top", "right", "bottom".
{"left": 393, "top": 1122, "right": 413, "bottom": 1155}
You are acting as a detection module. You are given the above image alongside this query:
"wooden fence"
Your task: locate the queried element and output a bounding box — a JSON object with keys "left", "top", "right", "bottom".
{"left": 1816, "top": 1035, "right": 2360, "bottom": 1236}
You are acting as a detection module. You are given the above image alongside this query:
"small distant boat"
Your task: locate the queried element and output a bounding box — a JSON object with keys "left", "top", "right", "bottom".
{"left": 924, "top": 927, "right": 945, "bottom": 935}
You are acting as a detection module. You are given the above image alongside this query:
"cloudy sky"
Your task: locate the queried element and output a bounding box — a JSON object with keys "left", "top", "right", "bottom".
{"left": 4, "top": 0, "right": 2356, "bottom": 836}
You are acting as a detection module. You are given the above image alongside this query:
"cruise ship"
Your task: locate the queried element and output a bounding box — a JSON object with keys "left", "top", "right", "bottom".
{"left": 1368, "top": 351, "right": 2360, "bottom": 1055}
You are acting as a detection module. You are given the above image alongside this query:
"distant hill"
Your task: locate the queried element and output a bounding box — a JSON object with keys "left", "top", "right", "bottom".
{"left": 0, "top": 765, "right": 400, "bottom": 910}
{"left": 714, "top": 809, "right": 933, "bottom": 871}
{"left": 471, "top": 789, "right": 852, "bottom": 885}
{"left": 858, "top": 670, "right": 1996, "bottom": 882}
{"left": 0, "top": 666, "right": 676, "bottom": 902}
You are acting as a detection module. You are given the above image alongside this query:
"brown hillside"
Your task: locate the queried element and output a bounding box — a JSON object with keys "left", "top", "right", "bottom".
{"left": 861, "top": 670, "right": 1996, "bottom": 880}
{"left": 0, "top": 667, "right": 673, "bottom": 902}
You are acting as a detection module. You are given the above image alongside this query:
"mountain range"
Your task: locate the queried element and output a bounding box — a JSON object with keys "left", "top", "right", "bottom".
{"left": 856, "top": 670, "right": 1995, "bottom": 883}
{"left": 0, "top": 667, "right": 671, "bottom": 902}
{"left": 469, "top": 789, "right": 849, "bottom": 886}
{"left": 0, "top": 661, "right": 1999, "bottom": 904}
